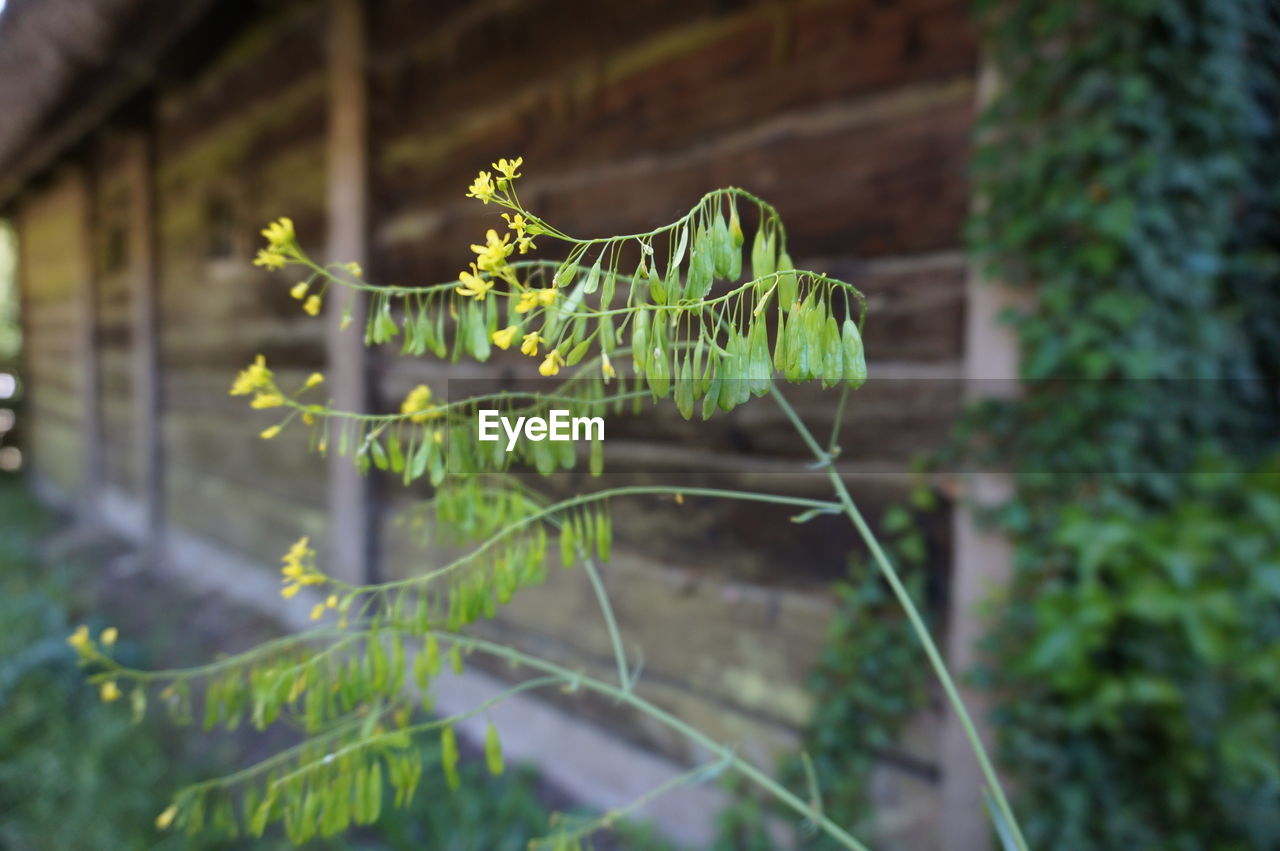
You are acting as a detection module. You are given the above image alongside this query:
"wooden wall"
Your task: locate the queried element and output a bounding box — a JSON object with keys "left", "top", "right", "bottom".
{"left": 12, "top": 0, "right": 978, "bottom": 846}
{"left": 368, "top": 0, "right": 974, "bottom": 818}
{"left": 152, "top": 1, "right": 330, "bottom": 562}
{"left": 17, "top": 169, "right": 86, "bottom": 499}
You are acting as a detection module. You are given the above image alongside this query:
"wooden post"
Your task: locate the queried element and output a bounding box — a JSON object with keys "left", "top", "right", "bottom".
{"left": 938, "top": 61, "right": 1022, "bottom": 849}
{"left": 126, "top": 127, "right": 164, "bottom": 554}
{"left": 325, "top": 0, "right": 375, "bottom": 584}
{"left": 74, "top": 163, "right": 105, "bottom": 521}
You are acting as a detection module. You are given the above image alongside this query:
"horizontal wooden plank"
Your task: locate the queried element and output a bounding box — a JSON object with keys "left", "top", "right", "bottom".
{"left": 164, "top": 467, "right": 328, "bottom": 568}
{"left": 372, "top": 0, "right": 975, "bottom": 196}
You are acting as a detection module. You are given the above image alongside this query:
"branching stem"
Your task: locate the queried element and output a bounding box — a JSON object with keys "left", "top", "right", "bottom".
{"left": 768, "top": 383, "right": 1029, "bottom": 851}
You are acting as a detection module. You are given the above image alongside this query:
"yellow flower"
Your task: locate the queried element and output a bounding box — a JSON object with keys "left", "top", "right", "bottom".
{"left": 302, "top": 412, "right": 315, "bottom": 425}
{"left": 502, "top": 212, "right": 529, "bottom": 236}
{"left": 304, "top": 294, "right": 323, "bottom": 316}
{"left": 155, "top": 804, "right": 178, "bottom": 831}
{"left": 456, "top": 265, "right": 494, "bottom": 301}
{"left": 514, "top": 291, "right": 540, "bottom": 314}
{"left": 538, "top": 288, "right": 558, "bottom": 306}
{"left": 516, "top": 236, "right": 536, "bottom": 254}
{"left": 539, "top": 349, "right": 565, "bottom": 377}
{"left": 250, "top": 392, "right": 284, "bottom": 409}
{"left": 492, "top": 325, "right": 519, "bottom": 350}
{"left": 101, "top": 627, "right": 118, "bottom": 647}
{"left": 290, "top": 282, "right": 309, "bottom": 299}
{"left": 345, "top": 261, "right": 363, "bottom": 277}
{"left": 260, "top": 425, "right": 283, "bottom": 440}
{"left": 470, "top": 229, "right": 513, "bottom": 274}
{"left": 253, "top": 248, "right": 286, "bottom": 270}
{"left": 67, "top": 625, "right": 91, "bottom": 652}
{"left": 601, "top": 353, "right": 616, "bottom": 380}
{"left": 261, "top": 217, "right": 296, "bottom": 249}
{"left": 401, "top": 384, "right": 441, "bottom": 423}
{"left": 465, "top": 170, "right": 496, "bottom": 204}
{"left": 340, "top": 313, "right": 353, "bottom": 330}
{"left": 281, "top": 583, "right": 301, "bottom": 599}
{"left": 100, "top": 681, "right": 122, "bottom": 702}
{"left": 520, "top": 332, "right": 544, "bottom": 357}
{"left": 304, "top": 372, "right": 325, "bottom": 389}
{"left": 326, "top": 594, "right": 338, "bottom": 609}
{"left": 230, "top": 355, "right": 272, "bottom": 396}
{"left": 493, "top": 157, "right": 523, "bottom": 182}
{"left": 310, "top": 603, "right": 325, "bottom": 621}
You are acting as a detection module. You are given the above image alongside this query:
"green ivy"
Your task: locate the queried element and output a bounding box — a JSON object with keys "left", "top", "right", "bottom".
{"left": 969, "top": 0, "right": 1280, "bottom": 848}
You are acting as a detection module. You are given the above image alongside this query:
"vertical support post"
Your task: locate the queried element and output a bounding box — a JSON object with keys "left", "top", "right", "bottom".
{"left": 939, "top": 61, "right": 1021, "bottom": 849}
{"left": 127, "top": 126, "right": 164, "bottom": 554}
{"left": 74, "top": 163, "right": 104, "bottom": 522}
{"left": 325, "top": 0, "right": 375, "bottom": 584}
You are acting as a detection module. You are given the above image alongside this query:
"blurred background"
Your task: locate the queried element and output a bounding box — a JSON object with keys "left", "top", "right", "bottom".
{"left": 0, "top": 1, "right": 1276, "bottom": 850}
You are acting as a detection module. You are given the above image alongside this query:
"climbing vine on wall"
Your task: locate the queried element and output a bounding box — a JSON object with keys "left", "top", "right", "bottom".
{"left": 969, "top": 1, "right": 1280, "bottom": 848}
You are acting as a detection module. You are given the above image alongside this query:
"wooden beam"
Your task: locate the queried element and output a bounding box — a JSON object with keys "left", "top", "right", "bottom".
{"left": 939, "top": 61, "right": 1023, "bottom": 849}
{"left": 74, "top": 163, "right": 104, "bottom": 520}
{"left": 325, "top": 0, "right": 375, "bottom": 584}
{"left": 126, "top": 125, "right": 164, "bottom": 554}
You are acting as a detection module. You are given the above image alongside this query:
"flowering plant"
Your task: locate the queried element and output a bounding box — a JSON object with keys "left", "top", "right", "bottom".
{"left": 74, "top": 161, "right": 1026, "bottom": 851}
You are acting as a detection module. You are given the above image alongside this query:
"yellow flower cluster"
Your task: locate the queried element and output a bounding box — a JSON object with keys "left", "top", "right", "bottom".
{"left": 514, "top": 288, "right": 557, "bottom": 314}
{"left": 229, "top": 354, "right": 273, "bottom": 397}
{"left": 253, "top": 217, "right": 297, "bottom": 270}
{"left": 67, "top": 624, "right": 118, "bottom": 657}
{"left": 280, "top": 536, "right": 325, "bottom": 598}
{"left": 401, "top": 384, "right": 442, "bottom": 423}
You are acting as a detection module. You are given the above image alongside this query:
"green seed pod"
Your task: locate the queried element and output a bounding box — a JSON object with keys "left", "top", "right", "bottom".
{"left": 485, "top": 722, "right": 505, "bottom": 776}
{"left": 713, "top": 211, "right": 733, "bottom": 279}
{"left": 560, "top": 522, "right": 576, "bottom": 567}
{"left": 583, "top": 256, "right": 602, "bottom": 294}
{"left": 565, "top": 339, "right": 591, "bottom": 367}
{"left": 440, "top": 725, "right": 460, "bottom": 791}
{"left": 822, "top": 316, "right": 844, "bottom": 388}
{"left": 647, "top": 346, "right": 671, "bottom": 398}
{"left": 777, "top": 253, "right": 797, "bottom": 310}
{"left": 670, "top": 224, "right": 689, "bottom": 269}
{"left": 686, "top": 226, "right": 714, "bottom": 300}
{"left": 751, "top": 223, "right": 776, "bottom": 283}
{"left": 675, "top": 357, "right": 694, "bottom": 419}
{"left": 841, "top": 318, "right": 867, "bottom": 389}
{"left": 631, "top": 308, "right": 650, "bottom": 373}
{"left": 601, "top": 269, "right": 617, "bottom": 311}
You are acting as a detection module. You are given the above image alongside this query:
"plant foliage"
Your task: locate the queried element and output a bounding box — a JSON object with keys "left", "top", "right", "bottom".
{"left": 970, "top": 0, "right": 1280, "bottom": 847}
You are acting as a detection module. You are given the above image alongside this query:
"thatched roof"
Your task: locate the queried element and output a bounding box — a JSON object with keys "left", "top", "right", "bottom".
{"left": 0, "top": 0, "right": 217, "bottom": 205}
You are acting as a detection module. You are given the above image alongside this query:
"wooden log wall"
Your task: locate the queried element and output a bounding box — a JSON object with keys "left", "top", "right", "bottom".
{"left": 12, "top": 1, "right": 980, "bottom": 846}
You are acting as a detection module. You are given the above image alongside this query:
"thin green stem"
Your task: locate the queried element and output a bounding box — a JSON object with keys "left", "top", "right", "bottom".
{"left": 768, "top": 383, "right": 1029, "bottom": 851}
{"left": 443, "top": 632, "right": 872, "bottom": 851}
{"left": 580, "top": 556, "right": 631, "bottom": 692}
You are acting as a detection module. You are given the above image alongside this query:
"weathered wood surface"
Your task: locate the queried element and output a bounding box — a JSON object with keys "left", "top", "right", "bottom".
{"left": 150, "top": 3, "right": 331, "bottom": 564}
{"left": 17, "top": 170, "right": 86, "bottom": 498}
{"left": 12, "top": 0, "right": 980, "bottom": 844}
